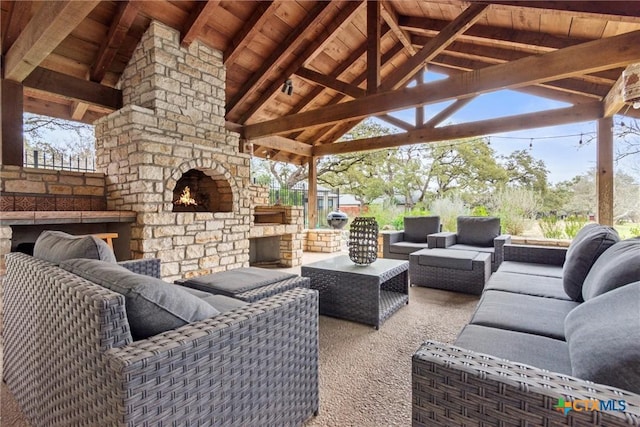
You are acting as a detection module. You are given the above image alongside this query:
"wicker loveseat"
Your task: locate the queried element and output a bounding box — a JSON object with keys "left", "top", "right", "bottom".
{"left": 413, "top": 225, "right": 640, "bottom": 426}
{"left": 4, "top": 235, "right": 319, "bottom": 426}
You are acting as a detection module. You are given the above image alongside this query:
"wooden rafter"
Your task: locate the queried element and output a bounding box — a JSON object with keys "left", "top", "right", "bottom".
{"left": 295, "top": 68, "right": 366, "bottom": 98}
{"left": 314, "top": 102, "right": 603, "bottom": 156}
{"left": 380, "top": 3, "right": 489, "bottom": 91}
{"left": 181, "top": 0, "right": 221, "bottom": 47}
{"left": 244, "top": 30, "right": 640, "bottom": 139}
{"left": 23, "top": 67, "right": 122, "bottom": 110}
{"left": 91, "top": 1, "right": 138, "bottom": 82}
{"left": 380, "top": 0, "right": 416, "bottom": 56}
{"left": 367, "top": 0, "right": 381, "bottom": 94}
{"left": 3, "top": 0, "right": 100, "bottom": 82}
{"left": 236, "top": 1, "right": 363, "bottom": 123}
{"left": 602, "top": 73, "right": 626, "bottom": 117}
{"left": 423, "top": 97, "right": 475, "bottom": 128}
{"left": 248, "top": 135, "right": 313, "bottom": 157}
{"left": 377, "top": 114, "right": 415, "bottom": 131}
{"left": 225, "top": 1, "right": 335, "bottom": 118}
{"left": 2, "top": 1, "right": 32, "bottom": 54}
{"left": 224, "top": 1, "right": 275, "bottom": 65}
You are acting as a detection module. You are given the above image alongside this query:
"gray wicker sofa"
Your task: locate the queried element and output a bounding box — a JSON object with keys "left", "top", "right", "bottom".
{"left": 3, "top": 231, "right": 319, "bottom": 426}
{"left": 413, "top": 225, "right": 640, "bottom": 426}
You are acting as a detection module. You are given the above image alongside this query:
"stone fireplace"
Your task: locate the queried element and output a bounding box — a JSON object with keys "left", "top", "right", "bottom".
{"left": 93, "top": 21, "right": 302, "bottom": 282}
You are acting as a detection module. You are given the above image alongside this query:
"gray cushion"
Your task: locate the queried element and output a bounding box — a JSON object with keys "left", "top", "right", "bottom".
{"left": 485, "top": 271, "right": 571, "bottom": 300}
{"left": 448, "top": 244, "right": 495, "bottom": 261}
{"left": 469, "top": 290, "right": 579, "bottom": 340}
{"left": 565, "top": 282, "right": 640, "bottom": 393}
{"left": 389, "top": 241, "right": 430, "bottom": 255}
{"left": 582, "top": 238, "right": 640, "bottom": 301}
{"left": 563, "top": 224, "right": 619, "bottom": 302}
{"left": 456, "top": 216, "right": 500, "bottom": 247}
{"left": 33, "top": 230, "right": 116, "bottom": 264}
{"left": 60, "top": 258, "right": 219, "bottom": 340}
{"left": 404, "top": 216, "right": 440, "bottom": 243}
{"left": 499, "top": 261, "right": 563, "bottom": 278}
{"left": 202, "top": 294, "right": 248, "bottom": 313}
{"left": 455, "top": 324, "right": 572, "bottom": 375}
{"left": 182, "top": 267, "right": 297, "bottom": 297}
{"left": 415, "top": 248, "right": 479, "bottom": 271}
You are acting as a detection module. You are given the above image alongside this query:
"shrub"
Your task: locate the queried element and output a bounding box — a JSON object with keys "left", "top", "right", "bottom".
{"left": 430, "top": 195, "right": 468, "bottom": 231}
{"left": 564, "top": 214, "right": 588, "bottom": 238}
{"left": 539, "top": 215, "right": 565, "bottom": 239}
{"left": 471, "top": 205, "right": 489, "bottom": 217}
{"left": 492, "top": 188, "right": 540, "bottom": 236}
{"left": 631, "top": 226, "right": 640, "bottom": 237}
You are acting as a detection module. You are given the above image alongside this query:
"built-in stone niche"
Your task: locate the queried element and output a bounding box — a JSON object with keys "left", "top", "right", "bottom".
{"left": 172, "top": 169, "right": 233, "bottom": 213}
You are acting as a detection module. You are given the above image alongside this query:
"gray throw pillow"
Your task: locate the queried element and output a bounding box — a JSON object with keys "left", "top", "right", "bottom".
{"left": 563, "top": 224, "right": 619, "bottom": 302}
{"left": 404, "top": 216, "right": 441, "bottom": 243}
{"left": 565, "top": 282, "right": 640, "bottom": 394}
{"left": 33, "top": 230, "right": 116, "bottom": 264}
{"left": 60, "top": 258, "right": 219, "bottom": 340}
{"left": 456, "top": 216, "right": 500, "bottom": 247}
{"left": 582, "top": 238, "right": 640, "bottom": 301}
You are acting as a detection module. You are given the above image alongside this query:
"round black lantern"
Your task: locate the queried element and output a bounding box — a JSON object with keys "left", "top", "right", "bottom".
{"left": 327, "top": 210, "right": 349, "bottom": 229}
{"left": 348, "top": 217, "right": 379, "bottom": 265}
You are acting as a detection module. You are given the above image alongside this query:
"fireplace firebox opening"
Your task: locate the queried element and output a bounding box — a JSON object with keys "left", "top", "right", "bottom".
{"left": 172, "top": 169, "right": 233, "bottom": 213}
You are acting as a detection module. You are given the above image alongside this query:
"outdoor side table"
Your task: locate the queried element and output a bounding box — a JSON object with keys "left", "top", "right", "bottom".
{"left": 301, "top": 255, "right": 409, "bottom": 329}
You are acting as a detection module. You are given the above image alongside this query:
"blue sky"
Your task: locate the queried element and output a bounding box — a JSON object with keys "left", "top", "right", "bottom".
{"left": 381, "top": 71, "right": 612, "bottom": 185}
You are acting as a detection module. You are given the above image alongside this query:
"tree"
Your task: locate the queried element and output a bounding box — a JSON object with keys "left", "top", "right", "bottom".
{"left": 24, "top": 113, "right": 95, "bottom": 159}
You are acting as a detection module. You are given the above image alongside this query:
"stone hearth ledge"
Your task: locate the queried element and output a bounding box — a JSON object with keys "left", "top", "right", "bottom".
{"left": 0, "top": 211, "right": 137, "bottom": 225}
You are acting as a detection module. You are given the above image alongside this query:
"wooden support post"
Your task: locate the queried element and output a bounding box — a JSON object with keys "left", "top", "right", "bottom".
{"left": 1, "top": 79, "right": 24, "bottom": 166}
{"left": 597, "top": 117, "right": 614, "bottom": 226}
{"left": 308, "top": 156, "right": 318, "bottom": 229}
{"left": 367, "top": 0, "right": 381, "bottom": 95}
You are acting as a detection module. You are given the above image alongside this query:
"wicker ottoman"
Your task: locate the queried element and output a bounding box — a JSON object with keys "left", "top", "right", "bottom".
{"left": 409, "top": 248, "right": 491, "bottom": 295}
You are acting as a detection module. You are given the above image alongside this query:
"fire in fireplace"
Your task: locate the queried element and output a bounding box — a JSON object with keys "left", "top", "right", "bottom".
{"left": 172, "top": 169, "right": 233, "bottom": 213}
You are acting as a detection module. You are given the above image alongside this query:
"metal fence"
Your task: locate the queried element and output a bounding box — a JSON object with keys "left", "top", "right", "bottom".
{"left": 256, "top": 179, "right": 340, "bottom": 228}
{"left": 24, "top": 150, "right": 95, "bottom": 172}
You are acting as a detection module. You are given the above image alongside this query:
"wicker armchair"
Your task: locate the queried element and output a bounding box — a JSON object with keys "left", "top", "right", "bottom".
{"left": 3, "top": 252, "right": 319, "bottom": 426}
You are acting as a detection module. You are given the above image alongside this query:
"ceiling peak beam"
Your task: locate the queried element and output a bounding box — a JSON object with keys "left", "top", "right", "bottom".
{"left": 23, "top": 67, "right": 122, "bottom": 110}
{"left": 224, "top": 1, "right": 275, "bottom": 65}
{"left": 3, "top": 1, "right": 100, "bottom": 82}
{"left": 181, "top": 0, "right": 221, "bottom": 47}
{"left": 380, "top": 0, "right": 416, "bottom": 56}
{"left": 314, "top": 103, "right": 603, "bottom": 156}
{"left": 244, "top": 29, "right": 640, "bottom": 140}
{"left": 295, "top": 68, "right": 366, "bottom": 99}
{"left": 380, "top": 3, "right": 489, "bottom": 92}
{"left": 367, "top": 0, "right": 382, "bottom": 94}
{"left": 236, "top": 1, "right": 363, "bottom": 123}
{"left": 226, "top": 1, "right": 335, "bottom": 118}
{"left": 91, "top": 1, "right": 138, "bottom": 82}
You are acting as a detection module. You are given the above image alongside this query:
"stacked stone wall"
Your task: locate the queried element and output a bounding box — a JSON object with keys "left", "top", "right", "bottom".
{"left": 304, "top": 229, "right": 344, "bottom": 253}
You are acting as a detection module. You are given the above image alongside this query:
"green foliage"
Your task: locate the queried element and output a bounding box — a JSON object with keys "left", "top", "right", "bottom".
{"left": 471, "top": 205, "right": 489, "bottom": 217}
{"left": 564, "top": 215, "right": 588, "bottom": 238}
{"left": 390, "top": 206, "right": 431, "bottom": 230}
{"left": 491, "top": 187, "right": 540, "bottom": 235}
{"left": 363, "top": 204, "right": 401, "bottom": 230}
{"left": 631, "top": 226, "right": 640, "bottom": 237}
{"left": 430, "top": 195, "right": 468, "bottom": 231}
{"left": 539, "top": 215, "right": 565, "bottom": 239}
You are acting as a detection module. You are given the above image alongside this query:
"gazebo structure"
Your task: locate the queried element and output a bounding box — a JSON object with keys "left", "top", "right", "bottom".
{"left": 1, "top": 1, "right": 640, "bottom": 271}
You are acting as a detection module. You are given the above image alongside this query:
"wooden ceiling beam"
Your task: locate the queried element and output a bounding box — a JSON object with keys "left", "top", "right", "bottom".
{"left": 181, "top": 0, "right": 221, "bottom": 47}
{"left": 236, "top": 1, "right": 363, "bottom": 123}
{"left": 244, "top": 30, "right": 640, "bottom": 139}
{"left": 380, "top": 0, "right": 416, "bottom": 56}
{"left": 23, "top": 67, "right": 122, "bottom": 110}
{"left": 91, "top": 1, "right": 138, "bottom": 82}
{"left": 376, "top": 114, "right": 415, "bottom": 131}
{"left": 226, "top": 1, "right": 335, "bottom": 118}
{"left": 224, "top": 1, "right": 275, "bottom": 65}
{"left": 602, "top": 73, "right": 626, "bottom": 117}
{"left": 399, "top": 15, "right": 588, "bottom": 53}
{"left": 467, "top": 1, "right": 640, "bottom": 23}
{"left": 248, "top": 135, "right": 313, "bottom": 157}
{"left": 3, "top": 1, "right": 100, "bottom": 82}
{"left": 314, "top": 102, "right": 603, "bottom": 156}
{"left": 2, "top": 1, "right": 32, "bottom": 55}
{"left": 380, "top": 3, "right": 488, "bottom": 91}
{"left": 367, "top": 0, "right": 382, "bottom": 94}
{"left": 295, "top": 67, "right": 366, "bottom": 98}
{"left": 423, "top": 97, "right": 475, "bottom": 128}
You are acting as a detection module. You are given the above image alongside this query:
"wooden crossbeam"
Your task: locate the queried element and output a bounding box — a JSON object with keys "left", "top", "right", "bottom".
{"left": 377, "top": 114, "right": 415, "bottom": 131}
{"left": 181, "top": 0, "right": 221, "bottom": 47}
{"left": 23, "top": 67, "right": 122, "bottom": 110}
{"left": 4, "top": 1, "right": 100, "bottom": 82}
{"left": 380, "top": 0, "right": 416, "bottom": 56}
{"left": 602, "top": 73, "right": 626, "bottom": 117}
{"left": 423, "top": 97, "right": 475, "bottom": 128}
{"left": 367, "top": 0, "right": 382, "bottom": 94}
{"left": 2, "top": 1, "right": 32, "bottom": 54}
{"left": 244, "top": 30, "right": 640, "bottom": 139}
{"left": 295, "top": 68, "right": 366, "bottom": 98}
{"left": 314, "top": 103, "right": 603, "bottom": 156}
{"left": 248, "top": 136, "right": 313, "bottom": 157}
{"left": 380, "top": 3, "right": 488, "bottom": 91}
{"left": 224, "top": 1, "right": 275, "bottom": 65}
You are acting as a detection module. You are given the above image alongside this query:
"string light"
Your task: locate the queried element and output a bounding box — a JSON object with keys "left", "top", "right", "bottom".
{"left": 578, "top": 133, "right": 583, "bottom": 145}
{"left": 529, "top": 138, "right": 533, "bottom": 150}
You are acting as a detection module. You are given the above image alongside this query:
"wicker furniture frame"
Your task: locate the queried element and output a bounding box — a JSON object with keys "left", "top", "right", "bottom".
{"left": 409, "top": 248, "right": 491, "bottom": 295}
{"left": 413, "top": 341, "right": 640, "bottom": 426}
{"left": 428, "top": 232, "right": 511, "bottom": 272}
{"left": 301, "top": 255, "right": 409, "bottom": 329}
{"left": 3, "top": 252, "right": 319, "bottom": 426}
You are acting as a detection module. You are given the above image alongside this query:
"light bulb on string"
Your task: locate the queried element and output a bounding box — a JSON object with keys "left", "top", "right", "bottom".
{"left": 579, "top": 133, "right": 583, "bottom": 145}
{"left": 529, "top": 138, "right": 533, "bottom": 150}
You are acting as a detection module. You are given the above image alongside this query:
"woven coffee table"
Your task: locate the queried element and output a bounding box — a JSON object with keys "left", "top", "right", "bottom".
{"left": 301, "top": 255, "right": 409, "bottom": 329}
